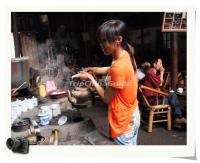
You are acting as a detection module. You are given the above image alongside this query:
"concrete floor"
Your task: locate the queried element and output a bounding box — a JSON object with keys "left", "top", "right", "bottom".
{"left": 80, "top": 100, "right": 186, "bottom": 145}
{"left": 11, "top": 97, "right": 116, "bottom": 145}
{"left": 11, "top": 98, "right": 186, "bottom": 145}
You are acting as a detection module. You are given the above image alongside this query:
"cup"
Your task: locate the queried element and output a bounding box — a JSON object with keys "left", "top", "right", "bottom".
{"left": 38, "top": 112, "right": 49, "bottom": 126}
{"left": 40, "top": 106, "right": 52, "bottom": 120}
{"left": 38, "top": 84, "right": 47, "bottom": 97}
{"left": 16, "top": 100, "right": 25, "bottom": 112}
{"left": 21, "top": 100, "right": 28, "bottom": 112}
{"left": 31, "top": 96, "right": 38, "bottom": 107}
{"left": 177, "top": 87, "right": 183, "bottom": 94}
{"left": 11, "top": 110, "right": 18, "bottom": 124}
{"left": 22, "top": 98, "right": 28, "bottom": 112}
{"left": 28, "top": 99, "right": 34, "bottom": 110}
{"left": 11, "top": 102, "right": 21, "bottom": 117}
{"left": 51, "top": 104, "right": 61, "bottom": 117}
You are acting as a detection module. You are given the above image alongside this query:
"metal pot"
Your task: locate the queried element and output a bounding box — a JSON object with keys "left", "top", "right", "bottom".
{"left": 71, "top": 87, "right": 91, "bottom": 98}
{"left": 11, "top": 57, "right": 29, "bottom": 90}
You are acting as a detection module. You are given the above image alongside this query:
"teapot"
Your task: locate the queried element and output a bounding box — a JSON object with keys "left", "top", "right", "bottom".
{"left": 67, "top": 87, "right": 94, "bottom": 108}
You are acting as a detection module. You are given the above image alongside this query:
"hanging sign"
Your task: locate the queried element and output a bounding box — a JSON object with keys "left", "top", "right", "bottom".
{"left": 162, "top": 12, "right": 187, "bottom": 32}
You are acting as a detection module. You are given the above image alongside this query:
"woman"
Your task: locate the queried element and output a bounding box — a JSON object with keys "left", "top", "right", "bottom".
{"left": 72, "top": 20, "right": 140, "bottom": 145}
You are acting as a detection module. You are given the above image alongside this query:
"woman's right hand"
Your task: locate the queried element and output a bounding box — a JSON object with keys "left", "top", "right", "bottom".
{"left": 84, "top": 67, "right": 97, "bottom": 74}
{"left": 67, "top": 90, "right": 77, "bottom": 104}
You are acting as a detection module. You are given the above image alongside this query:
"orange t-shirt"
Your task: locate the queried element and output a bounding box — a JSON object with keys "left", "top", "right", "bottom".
{"left": 107, "top": 53, "right": 138, "bottom": 138}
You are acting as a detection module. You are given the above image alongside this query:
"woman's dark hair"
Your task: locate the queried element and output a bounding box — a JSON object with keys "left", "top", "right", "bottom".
{"left": 97, "top": 20, "right": 137, "bottom": 72}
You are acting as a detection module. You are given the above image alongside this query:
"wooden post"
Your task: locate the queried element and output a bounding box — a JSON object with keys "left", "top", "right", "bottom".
{"left": 167, "top": 107, "right": 172, "bottom": 130}
{"left": 148, "top": 110, "right": 154, "bottom": 132}
{"left": 141, "top": 27, "right": 144, "bottom": 57}
{"left": 171, "top": 32, "right": 178, "bottom": 90}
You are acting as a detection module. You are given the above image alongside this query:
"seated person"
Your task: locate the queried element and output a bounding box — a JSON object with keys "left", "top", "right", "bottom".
{"left": 137, "top": 62, "right": 151, "bottom": 81}
{"left": 142, "top": 58, "right": 186, "bottom": 127}
{"left": 163, "top": 71, "right": 185, "bottom": 91}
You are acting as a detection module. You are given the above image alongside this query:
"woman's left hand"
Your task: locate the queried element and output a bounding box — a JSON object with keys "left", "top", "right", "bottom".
{"left": 72, "top": 71, "right": 94, "bottom": 81}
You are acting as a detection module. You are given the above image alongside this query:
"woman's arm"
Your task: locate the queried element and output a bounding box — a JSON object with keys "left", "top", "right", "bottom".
{"left": 73, "top": 71, "right": 117, "bottom": 104}
{"left": 85, "top": 67, "right": 110, "bottom": 75}
{"left": 72, "top": 71, "right": 116, "bottom": 104}
{"left": 90, "top": 77, "right": 116, "bottom": 104}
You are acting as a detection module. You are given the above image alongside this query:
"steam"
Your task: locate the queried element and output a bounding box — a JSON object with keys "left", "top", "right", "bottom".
{"left": 35, "top": 25, "right": 79, "bottom": 90}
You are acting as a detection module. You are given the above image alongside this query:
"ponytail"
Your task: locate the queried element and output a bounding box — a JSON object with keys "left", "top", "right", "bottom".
{"left": 123, "top": 43, "right": 137, "bottom": 73}
{"left": 96, "top": 19, "right": 137, "bottom": 73}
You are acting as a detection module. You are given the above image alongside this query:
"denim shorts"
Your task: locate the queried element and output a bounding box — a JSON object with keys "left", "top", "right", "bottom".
{"left": 113, "top": 107, "right": 140, "bottom": 145}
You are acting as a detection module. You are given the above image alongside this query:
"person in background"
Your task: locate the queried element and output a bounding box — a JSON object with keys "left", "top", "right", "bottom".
{"left": 71, "top": 20, "right": 140, "bottom": 145}
{"left": 137, "top": 62, "right": 151, "bottom": 81}
{"left": 165, "top": 72, "right": 185, "bottom": 90}
{"left": 142, "top": 58, "right": 186, "bottom": 128}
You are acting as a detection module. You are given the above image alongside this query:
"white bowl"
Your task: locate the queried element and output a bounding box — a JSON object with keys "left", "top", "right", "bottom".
{"left": 58, "top": 116, "right": 67, "bottom": 126}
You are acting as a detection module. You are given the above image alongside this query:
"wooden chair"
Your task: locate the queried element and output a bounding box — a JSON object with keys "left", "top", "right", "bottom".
{"left": 138, "top": 84, "right": 172, "bottom": 132}
{"left": 161, "top": 71, "right": 171, "bottom": 91}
